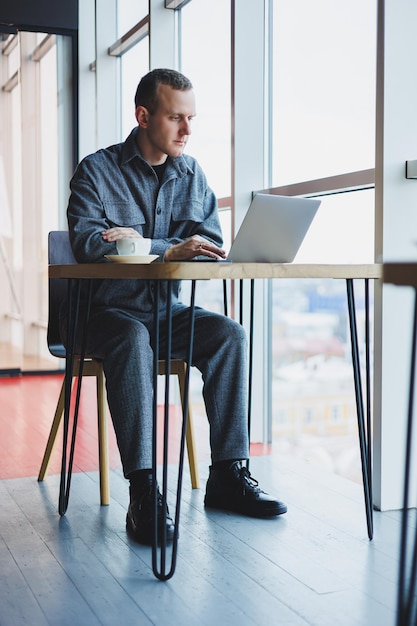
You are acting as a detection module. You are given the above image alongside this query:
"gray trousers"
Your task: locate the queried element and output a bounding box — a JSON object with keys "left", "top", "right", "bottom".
{"left": 64, "top": 304, "right": 250, "bottom": 477}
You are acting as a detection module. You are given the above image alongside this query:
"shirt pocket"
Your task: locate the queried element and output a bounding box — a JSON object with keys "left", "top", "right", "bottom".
{"left": 171, "top": 199, "right": 205, "bottom": 224}
{"left": 103, "top": 202, "right": 146, "bottom": 228}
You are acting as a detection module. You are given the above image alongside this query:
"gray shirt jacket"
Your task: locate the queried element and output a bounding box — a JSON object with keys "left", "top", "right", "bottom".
{"left": 67, "top": 127, "right": 223, "bottom": 319}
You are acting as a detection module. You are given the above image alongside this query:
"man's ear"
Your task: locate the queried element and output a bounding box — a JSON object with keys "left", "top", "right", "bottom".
{"left": 135, "top": 106, "right": 149, "bottom": 128}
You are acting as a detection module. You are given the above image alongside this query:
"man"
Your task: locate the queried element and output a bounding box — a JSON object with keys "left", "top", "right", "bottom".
{"left": 65, "top": 68, "right": 287, "bottom": 545}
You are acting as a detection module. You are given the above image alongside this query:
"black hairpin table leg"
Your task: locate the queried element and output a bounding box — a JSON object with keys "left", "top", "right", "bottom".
{"left": 59, "top": 279, "right": 92, "bottom": 516}
{"left": 152, "top": 280, "right": 197, "bottom": 581}
{"left": 346, "top": 278, "right": 373, "bottom": 540}
{"left": 396, "top": 289, "right": 417, "bottom": 626}
{"left": 241, "top": 279, "right": 255, "bottom": 470}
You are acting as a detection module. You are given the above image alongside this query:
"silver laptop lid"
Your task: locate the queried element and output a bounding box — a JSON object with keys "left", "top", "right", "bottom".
{"left": 228, "top": 193, "right": 320, "bottom": 263}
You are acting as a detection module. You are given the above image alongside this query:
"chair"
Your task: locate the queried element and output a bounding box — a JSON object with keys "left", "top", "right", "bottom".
{"left": 38, "top": 231, "right": 200, "bottom": 505}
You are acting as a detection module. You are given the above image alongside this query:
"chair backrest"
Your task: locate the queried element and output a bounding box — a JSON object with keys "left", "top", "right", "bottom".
{"left": 48, "top": 231, "right": 77, "bottom": 358}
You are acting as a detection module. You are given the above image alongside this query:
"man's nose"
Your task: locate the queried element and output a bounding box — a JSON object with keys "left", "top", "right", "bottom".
{"left": 180, "top": 120, "right": 192, "bottom": 135}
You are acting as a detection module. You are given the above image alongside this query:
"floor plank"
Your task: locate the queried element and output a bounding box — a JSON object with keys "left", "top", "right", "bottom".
{"left": 0, "top": 537, "right": 50, "bottom": 626}
{"left": 0, "top": 374, "right": 400, "bottom": 625}
{"left": 0, "top": 459, "right": 399, "bottom": 626}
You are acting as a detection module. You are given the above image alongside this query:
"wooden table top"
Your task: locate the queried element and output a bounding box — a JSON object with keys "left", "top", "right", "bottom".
{"left": 49, "top": 261, "right": 382, "bottom": 281}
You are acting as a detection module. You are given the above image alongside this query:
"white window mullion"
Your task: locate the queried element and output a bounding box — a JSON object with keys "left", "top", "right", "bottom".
{"left": 149, "top": 0, "right": 176, "bottom": 69}
{"left": 95, "top": 0, "right": 118, "bottom": 150}
{"left": 233, "top": 0, "right": 270, "bottom": 444}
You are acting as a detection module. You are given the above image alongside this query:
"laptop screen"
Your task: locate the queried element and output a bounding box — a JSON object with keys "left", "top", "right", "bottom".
{"left": 227, "top": 193, "right": 320, "bottom": 263}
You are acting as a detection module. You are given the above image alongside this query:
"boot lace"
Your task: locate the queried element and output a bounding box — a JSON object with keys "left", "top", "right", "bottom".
{"left": 238, "top": 466, "right": 262, "bottom": 495}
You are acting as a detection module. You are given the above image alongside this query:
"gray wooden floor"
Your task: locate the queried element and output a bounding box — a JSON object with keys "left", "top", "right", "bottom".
{"left": 0, "top": 455, "right": 403, "bottom": 626}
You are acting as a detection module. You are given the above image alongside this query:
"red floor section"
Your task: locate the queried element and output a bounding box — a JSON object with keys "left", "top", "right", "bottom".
{"left": 0, "top": 374, "right": 270, "bottom": 480}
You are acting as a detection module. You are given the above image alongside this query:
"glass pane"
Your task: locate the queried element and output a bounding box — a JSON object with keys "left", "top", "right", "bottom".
{"left": 120, "top": 38, "right": 149, "bottom": 139}
{"left": 294, "top": 189, "right": 375, "bottom": 264}
{"left": 117, "top": 0, "right": 148, "bottom": 37}
{"left": 8, "top": 39, "right": 20, "bottom": 75}
{"left": 271, "top": 189, "right": 374, "bottom": 483}
{"left": 39, "top": 42, "right": 59, "bottom": 322}
{"left": 272, "top": 0, "right": 377, "bottom": 185}
{"left": 272, "top": 275, "right": 372, "bottom": 484}
{"left": 180, "top": 0, "right": 231, "bottom": 199}
{"left": 0, "top": 32, "right": 72, "bottom": 373}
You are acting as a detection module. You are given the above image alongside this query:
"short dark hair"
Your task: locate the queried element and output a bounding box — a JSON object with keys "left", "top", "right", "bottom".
{"left": 134, "top": 68, "right": 193, "bottom": 113}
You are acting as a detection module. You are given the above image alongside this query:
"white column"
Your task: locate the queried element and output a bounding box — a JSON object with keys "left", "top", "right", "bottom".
{"left": 373, "top": 0, "right": 417, "bottom": 510}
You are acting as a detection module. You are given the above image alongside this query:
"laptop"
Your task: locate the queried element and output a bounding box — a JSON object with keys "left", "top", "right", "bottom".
{"left": 227, "top": 193, "right": 321, "bottom": 263}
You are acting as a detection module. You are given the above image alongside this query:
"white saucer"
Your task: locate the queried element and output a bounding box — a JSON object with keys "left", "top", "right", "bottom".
{"left": 105, "top": 255, "right": 159, "bottom": 264}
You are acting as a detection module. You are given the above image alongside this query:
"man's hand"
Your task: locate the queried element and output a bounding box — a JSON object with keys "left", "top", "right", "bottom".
{"left": 101, "top": 227, "right": 141, "bottom": 242}
{"left": 164, "top": 236, "right": 226, "bottom": 261}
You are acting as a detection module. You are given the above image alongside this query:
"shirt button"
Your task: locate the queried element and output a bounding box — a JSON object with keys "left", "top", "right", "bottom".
{"left": 156, "top": 207, "right": 162, "bottom": 214}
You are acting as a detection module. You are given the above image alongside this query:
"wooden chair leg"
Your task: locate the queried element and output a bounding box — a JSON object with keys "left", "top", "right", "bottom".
{"left": 39, "top": 364, "right": 110, "bottom": 506}
{"left": 176, "top": 361, "right": 200, "bottom": 489}
{"left": 39, "top": 359, "right": 198, "bottom": 503}
{"left": 96, "top": 365, "right": 110, "bottom": 505}
{"left": 38, "top": 376, "right": 69, "bottom": 481}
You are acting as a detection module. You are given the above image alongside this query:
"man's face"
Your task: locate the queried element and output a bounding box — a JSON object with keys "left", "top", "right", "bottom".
{"left": 136, "top": 84, "right": 196, "bottom": 163}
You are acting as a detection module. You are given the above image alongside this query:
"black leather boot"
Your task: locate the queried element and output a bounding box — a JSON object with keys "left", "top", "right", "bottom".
{"left": 204, "top": 460, "right": 287, "bottom": 518}
{"left": 126, "top": 475, "right": 175, "bottom": 545}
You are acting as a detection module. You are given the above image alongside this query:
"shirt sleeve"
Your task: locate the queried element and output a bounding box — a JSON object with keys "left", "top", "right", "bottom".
{"left": 67, "top": 157, "right": 119, "bottom": 263}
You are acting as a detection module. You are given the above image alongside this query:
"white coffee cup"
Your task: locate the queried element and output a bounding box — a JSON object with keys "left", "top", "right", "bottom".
{"left": 116, "top": 237, "right": 151, "bottom": 256}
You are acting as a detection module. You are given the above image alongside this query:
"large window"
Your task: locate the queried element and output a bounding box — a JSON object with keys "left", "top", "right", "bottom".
{"left": 0, "top": 1, "right": 380, "bottom": 482}
{"left": 294, "top": 190, "right": 374, "bottom": 264}
{"left": 272, "top": 0, "right": 377, "bottom": 185}
{"left": 0, "top": 32, "right": 74, "bottom": 373}
{"left": 269, "top": 0, "right": 377, "bottom": 482}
